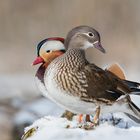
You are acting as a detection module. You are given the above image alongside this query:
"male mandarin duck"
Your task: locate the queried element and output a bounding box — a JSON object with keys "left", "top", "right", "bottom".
{"left": 33, "top": 27, "right": 140, "bottom": 125}
{"left": 32, "top": 37, "right": 65, "bottom": 97}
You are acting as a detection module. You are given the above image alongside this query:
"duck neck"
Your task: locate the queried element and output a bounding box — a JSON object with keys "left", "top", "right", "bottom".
{"left": 62, "top": 48, "right": 88, "bottom": 69}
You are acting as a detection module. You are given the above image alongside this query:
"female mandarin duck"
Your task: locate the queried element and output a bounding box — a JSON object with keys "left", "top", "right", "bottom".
{"left": 33, "top": 29, "right": 140, "bottom": 125}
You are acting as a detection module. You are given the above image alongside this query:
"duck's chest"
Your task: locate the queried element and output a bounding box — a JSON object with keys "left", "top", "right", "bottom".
{"left": 45, "top": 61, "right": 88, "bottom": 98}
{"left": 44, "top": 66, "right": 97, "bottom": 114}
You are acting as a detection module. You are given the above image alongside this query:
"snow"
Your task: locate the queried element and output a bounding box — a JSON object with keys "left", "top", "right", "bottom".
{"left": 23, "top": 113, "right": 140, "bottom": 140}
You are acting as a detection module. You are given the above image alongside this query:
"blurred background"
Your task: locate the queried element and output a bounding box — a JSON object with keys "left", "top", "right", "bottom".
{"left": 0, "top": 0, "right": 140, "bottom": 140}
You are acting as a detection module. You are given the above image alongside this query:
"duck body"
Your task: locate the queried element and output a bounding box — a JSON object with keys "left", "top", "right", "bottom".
{"left": 44, "top": 48, "right": 132, "bottom": 115}
{"left": 33, "top": 27, "right": 140, "bottom": 121}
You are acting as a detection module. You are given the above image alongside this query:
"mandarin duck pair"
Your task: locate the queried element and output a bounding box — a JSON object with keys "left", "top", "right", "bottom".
{"left": 33, "top": 26, "right": 140, "bottom": 125}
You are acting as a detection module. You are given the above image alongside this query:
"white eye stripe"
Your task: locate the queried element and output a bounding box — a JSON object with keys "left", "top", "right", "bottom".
{"left": 40, "top": 40, "right": 65, "bottom": 52}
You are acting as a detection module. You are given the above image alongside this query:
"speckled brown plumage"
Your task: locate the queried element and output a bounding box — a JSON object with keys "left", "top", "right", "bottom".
{"left": 48, "top": 48, "right": 133, "bottom": 105}
{"left": 35, "top": 26, "right": 140, "bottom": 122}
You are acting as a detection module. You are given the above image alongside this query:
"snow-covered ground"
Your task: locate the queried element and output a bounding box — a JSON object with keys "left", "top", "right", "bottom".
{"left": 22, "top": 95, "right": 140, "bottom": 140}
{"left": 23, "top": 114, "right": 140, "bottom": 140}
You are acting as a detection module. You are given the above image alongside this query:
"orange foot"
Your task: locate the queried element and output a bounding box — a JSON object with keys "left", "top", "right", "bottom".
{"left": 78, "top": 114, "right": 83, "bottom": 123}
{"left": 78, "top": 114, "right": 91, "bottom": 123}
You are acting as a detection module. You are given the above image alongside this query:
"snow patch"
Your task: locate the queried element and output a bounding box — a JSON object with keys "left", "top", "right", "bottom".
{"left": 23, "top": 115, "right": 140, "bottom": 140}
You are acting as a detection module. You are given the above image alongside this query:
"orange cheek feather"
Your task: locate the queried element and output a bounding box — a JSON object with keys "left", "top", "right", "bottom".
{"left": 41, "top": 51, "right": 64, "bottom": 67}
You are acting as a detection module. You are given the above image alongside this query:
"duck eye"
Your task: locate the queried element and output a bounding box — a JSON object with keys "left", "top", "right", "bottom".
{"left": 46, "top": 50, "right": 51, "bottom": 53}
{"left": 88, "top": 32, "right": 94, "bottom": 37}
